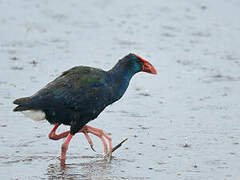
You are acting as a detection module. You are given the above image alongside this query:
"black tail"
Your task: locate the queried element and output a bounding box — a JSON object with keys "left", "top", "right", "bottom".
{"left": 13, "top": 97, "right": 31, "bottom": 112}
{"left": 13, "top": 97, "right": 30, "bottom": 105}
{"left": 13, "top": 105, "right": 30, "bottom": 112}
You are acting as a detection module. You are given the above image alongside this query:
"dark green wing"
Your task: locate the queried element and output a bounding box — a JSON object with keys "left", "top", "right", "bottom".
{"left": 26, "top": 66, "right": 113, "bottom": 113}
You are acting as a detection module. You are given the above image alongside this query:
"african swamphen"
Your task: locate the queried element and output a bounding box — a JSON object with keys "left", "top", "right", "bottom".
{"left": 13, "top": 53, "right": 157, "bottom": 163}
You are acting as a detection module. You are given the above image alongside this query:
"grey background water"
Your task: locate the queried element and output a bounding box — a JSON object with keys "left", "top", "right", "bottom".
{"left": 0, "top": 0, "right": 240, "bottom": 179}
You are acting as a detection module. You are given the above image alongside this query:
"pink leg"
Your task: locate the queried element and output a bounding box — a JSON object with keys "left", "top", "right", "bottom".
{"left": 48, "top": 124, "right": 110, "bottom": 153}
{"left": 86, "top": 128, "right": 108, "bottom": 154}
{"left": 81, "top": 126, "right": 96, "bottom": 152}
{"left": 61, "top": 133, "right": 73, "bottom": 164}
{"left": 48, "top": 124, "right": 112, "bottom": 163}
{"left": 87, "top": 126, "right": 112, "bottom": 153}
{"left": 48, "top": 123, "right": 70, "bottom": 140}
{"left": 81, "top": 125, "right": 112, "bottom": 155}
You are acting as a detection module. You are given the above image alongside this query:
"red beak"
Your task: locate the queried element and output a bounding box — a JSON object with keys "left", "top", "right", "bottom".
{"left": 136, "top": 55, "right": 157, "bottom": 74}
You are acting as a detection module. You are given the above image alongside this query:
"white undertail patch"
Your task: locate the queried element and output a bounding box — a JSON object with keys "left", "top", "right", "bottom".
{"left": 22, "top": 110, "right": 46, "bottom": 121}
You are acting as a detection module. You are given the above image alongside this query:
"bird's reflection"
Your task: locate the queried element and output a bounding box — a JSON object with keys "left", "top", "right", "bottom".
{"left": 46, "top": 155, "right": 113, "bottom": 179}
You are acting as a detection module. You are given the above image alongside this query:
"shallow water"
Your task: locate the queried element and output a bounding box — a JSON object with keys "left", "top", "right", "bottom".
{"left": 1, "top": 0, "right": 240, "bottom": 179}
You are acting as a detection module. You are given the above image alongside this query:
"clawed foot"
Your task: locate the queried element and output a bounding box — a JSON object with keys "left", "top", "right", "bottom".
{"left": 50, "top": 124, "right": 127, "bottom": 165}
{"left": 81, "top": 125, "right": 112, "bottom": 156}
{"left": 82, "top": 126, "right": 128, "bottom": 161}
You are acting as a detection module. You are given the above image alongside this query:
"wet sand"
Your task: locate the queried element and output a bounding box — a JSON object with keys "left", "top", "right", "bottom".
{"left": 0, "top": 0, "right": 240, "bottom": 179}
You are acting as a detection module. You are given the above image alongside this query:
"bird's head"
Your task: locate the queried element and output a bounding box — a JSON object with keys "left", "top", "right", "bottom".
{"left": 120, "top": 53, "right": 157, "bottom": 75}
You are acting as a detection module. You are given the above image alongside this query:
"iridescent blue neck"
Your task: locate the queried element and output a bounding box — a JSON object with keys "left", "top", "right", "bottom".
{"left": 109, "top": 65, "right": 135, "bottom": 82}
{"left": 107, "top": 63, "right": 137, "bottom": 101}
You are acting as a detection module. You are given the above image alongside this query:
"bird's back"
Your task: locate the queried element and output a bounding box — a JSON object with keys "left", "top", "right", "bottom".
{"left": 13, "top": 66, "right": 114, "bottom": 128}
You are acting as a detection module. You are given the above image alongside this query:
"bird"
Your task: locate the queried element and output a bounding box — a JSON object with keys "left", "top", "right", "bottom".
{"left": 13, "top": 53, "right": 157, "bottom": 163}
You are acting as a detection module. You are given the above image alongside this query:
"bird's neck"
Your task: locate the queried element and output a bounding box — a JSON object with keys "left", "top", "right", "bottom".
{"left": 107, "top": 64, "right": 136, "bottom": 99}
{"left": 109, "top": 63, "right": 135, "bottom": 81}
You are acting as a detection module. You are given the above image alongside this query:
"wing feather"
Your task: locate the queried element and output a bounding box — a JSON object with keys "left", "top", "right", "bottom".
{"left": 28, "top": 66, "right": 113, "bottom": 114}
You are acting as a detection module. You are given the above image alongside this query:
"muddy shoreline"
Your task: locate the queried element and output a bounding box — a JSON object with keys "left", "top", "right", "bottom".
{"left": 1, "top": 0, "right": 240, "bottom": 179}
